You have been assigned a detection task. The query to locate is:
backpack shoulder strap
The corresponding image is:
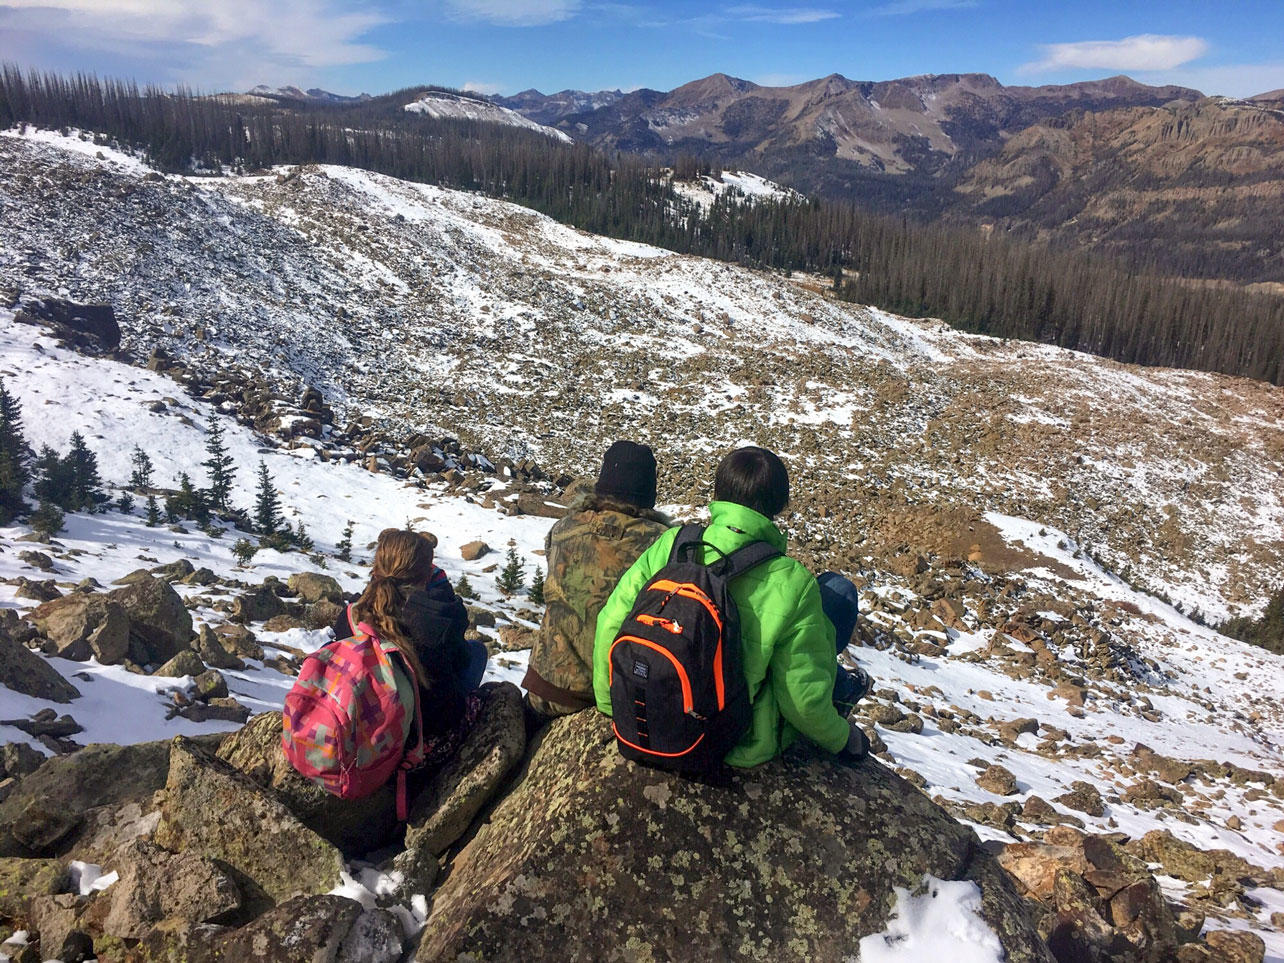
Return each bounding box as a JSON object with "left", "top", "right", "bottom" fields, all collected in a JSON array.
[
  {"left": 719, "top": 541, "right": 783, "bottom": 580},
  {"left": 667, "top": 524, "right": 706, "bottom": 564}
]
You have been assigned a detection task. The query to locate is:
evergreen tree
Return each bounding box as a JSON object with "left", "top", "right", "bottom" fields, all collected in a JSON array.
[
  {"left": 231, "top": 537, "right": 258, "bottom": 567},
  {"left": 115, "top": 491, "right": 135, "bottom": 514},
  {"left": 66, "top": 432, "right": 106, "bottom": 511},
  {"left": 495, "top": 546, "right": 526, "bottom": 595},
  {"left": 30, "top": 500, "right": 64, "bottom": 536},
  {"left": 528, "top": 566, "right": 546, "bottom": 605},
  {"left": 293, "top": 520, "right": 314, "bottom": 553},
  {"left": 336, "top": 520, "right": 354, "bottom": 562},
  {"left": 145, "top": 493, "right": 161, "bottom": 527},
  {"left": 253, "top": 461, "right": 282, "bottom": 535},
  {"left": 173, "top": 472, "right": 209, "bottom": 524},
  {"left": 454, "top": 573, "right": 478, "bottom": 600},
  {"left": 201, "top": 419, "right": 234, "bottom": 512},
  {"left": 32, "top": 445, "right": 73, "bottom": 509},
  {"left": 128, "top": 445, "right": 154, "bottom": 492},
  {"left": 0, "top": 379, "right": 29, "bottom": 523}
]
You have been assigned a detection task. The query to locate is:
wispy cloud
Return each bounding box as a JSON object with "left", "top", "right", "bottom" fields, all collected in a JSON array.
[
  {"left": 0, "top": 0, "right": 389, "bottom": 70},
  {"left": 443, "top": 0, "right": 582, "bottom": 26},
  {"left": 725, "top": 5, "right": 840, "bottom": 24},
  {"left": 866, "top": 0, "right": 976, "bottom": 16},
  {"left": 462, "top": 79, "right": 506, "bottom": 94},
  {"left": 1021, "top": 34, "right": 1209, "bottom": 74}
]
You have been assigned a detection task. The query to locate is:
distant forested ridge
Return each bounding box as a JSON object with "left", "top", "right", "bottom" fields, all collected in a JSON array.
[{"left": 1, "top": 67, "right": 1280, "bottom": 386}]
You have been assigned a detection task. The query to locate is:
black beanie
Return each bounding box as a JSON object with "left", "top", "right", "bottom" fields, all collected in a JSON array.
[{"left": 596, "top": 440, "right": 657, "bottom": 509}]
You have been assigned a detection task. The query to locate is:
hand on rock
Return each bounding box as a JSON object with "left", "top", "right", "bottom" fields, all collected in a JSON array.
[{"left": 841, "top": 721, "right": 869, "bottom": 763}]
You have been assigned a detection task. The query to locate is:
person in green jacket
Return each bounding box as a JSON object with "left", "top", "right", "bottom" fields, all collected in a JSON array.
[{"left": 593, "top": 446, "right": 869, "bottom": 768}]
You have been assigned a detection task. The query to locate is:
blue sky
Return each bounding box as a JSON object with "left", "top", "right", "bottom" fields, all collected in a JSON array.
[{"left": 2, "top": 1, "right": 1283, "bottom": 98}]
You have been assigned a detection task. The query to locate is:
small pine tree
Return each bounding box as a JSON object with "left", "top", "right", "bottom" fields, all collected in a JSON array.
[
  {"left": 293, "top": 520, "right": 314, "bottom": 553},
  {"left": 495, "top": 546, "right": 526, "bottom": 595},
  {"left": 0, "top": 378, "right": 30, "bottom": 523},
  {"left": 30, "top": 499, "right": 64, "bottom": 536},
  {"left": 455, "top": 573, "right": 478, "bottom": 600},
  {"left": 128, "top": 445, "right": 154, "bottom": 492},
  {"left": 231, "top": 537, "right": 258, "bottom": 567},
  {"left": 116, "top": 491, "right": 135, "bottom": 514},
  {"left": 145, "top": 493, "right": 161, "bottom": 527},
  {"left": 528, "top": 566, "right": 546, "bottom": 605},
  {"left": 253, "top": 461, "right": 282, "bottom": 535},
  {"left": 66, "top": 431, "right": 106, "bottom": 511},
  {"left": 336, "top": 520, "right": 354, "bottom": 562},
  {"left": 201, "top": 419, "right": 235, "bottom": 512},
  {"left": 173, "top": 472, "right": 210, "bottom": 524},
  {"left": 33, "top": 445, "right": 73, "bottom": 509}
]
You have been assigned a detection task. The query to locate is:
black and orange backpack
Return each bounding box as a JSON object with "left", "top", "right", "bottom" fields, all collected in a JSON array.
[{"left": 608, "top": 524, "right": 780, "bottom": 773}]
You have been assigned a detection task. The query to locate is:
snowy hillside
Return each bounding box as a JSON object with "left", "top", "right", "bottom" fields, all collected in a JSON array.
[
  {"left": 403, "top": 91, "right": 572, "bottom": 142},
  {"left": 3, "top": 127, "right": 1282, "bottom": 626},
  {"left": 669, "top": 169, "right": 802, "bottom": 209}
]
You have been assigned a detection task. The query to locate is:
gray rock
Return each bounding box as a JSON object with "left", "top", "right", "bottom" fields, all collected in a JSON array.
[
  {"left": 0, "top": 739, "right": 176, "bottom": 858},
  {"left": 192, "top": 668, "right": 228, "bottom": 701},
  {"left": 0, "top": 856, "right": 68, "bottom": 918},
  {"left": 81, "top": 838, "right": 241, "bottom": 939},
  {"left": 150, "top": 558, "right": 196, "bottom": 582},
  {"left": 403, "top": 682, "right": 526, "bottom": 859},
  {"left": 26, "top": 594, "right": 130, "bottom": 664},
  {"left": 232, "top": 585, "right": 287, "bottom": 624},
  {"left": 337, "top": 908, "right": 405, "bottom": 963},
  {"left": 289, "top": 571, "right": 345, "bottom": 604},
  {"left": 0, "top": 741, "right": 46, "bottom": 778},
  {"left": 417, "top": 711, "right": 1053, "bottom": 962},
  {"left": 217, "top": 712, "right": 399, "bottom": 857},
  {"left": 108, "top": 575, "right": 193, "bottom": 663},
  {"left": 195, "top": 623, "right": 245, "bottom": 670},
  {"left": 154, "top": 649, "right": 206, "bottom": 678},
  {"left": 213, "top": 895, "right": 363, "bottom": 961},
  {"left": 0, "top": 633, "right": 81, "bottom": 702},
  {"left": 215, "top": 622, "right": 264, "bottom": 660},
  {"left": 154, "top": 736, "right": 344, "bottom": 910}
]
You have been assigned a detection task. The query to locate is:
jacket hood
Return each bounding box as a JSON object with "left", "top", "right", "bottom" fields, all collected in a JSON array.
[
  {"left": 566, "top": 490, "right": 671, "bottom": 526},
  {"left": 707, "top": 500, "right": 788, "bottom": 552}
]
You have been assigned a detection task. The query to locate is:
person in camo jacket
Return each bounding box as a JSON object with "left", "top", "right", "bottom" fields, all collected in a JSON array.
[{"left": 522, "top": 441, "right": 669, "bottom": 723}]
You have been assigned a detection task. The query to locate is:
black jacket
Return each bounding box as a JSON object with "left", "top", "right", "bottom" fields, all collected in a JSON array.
[{"left": 332, "top": 572, "right": 471, "bottom": 739}]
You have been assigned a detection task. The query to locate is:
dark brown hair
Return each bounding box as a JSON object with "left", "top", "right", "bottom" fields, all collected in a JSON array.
[
  {"left": 351, "top": 529, "right": 433, "bottom": 684},
  {"left": 713, "top": 446, "right": 790, "bottom": 519}
]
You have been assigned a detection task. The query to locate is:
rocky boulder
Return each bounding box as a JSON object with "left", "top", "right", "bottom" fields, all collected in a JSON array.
[
  {"left": 231, "top": 585, "right": 287, "bottom": 624},
  {"left": 417, "top": 711, "right": 1052, "bottom": 962},
  {"left": 288, "top": 572, "right": 345, "bottom": 604},
  {"left": 0, "top": 632, "right": 81, "bottom": 702},
  {"left": 399, "top": 682, "right": 526, "bottom": 881},
  {"left": 217, "top": 712, "right": 399, "bottom": 856},
  {"left": 154, "top": 736, "right": 345, "bottom": 910},
  {"left": 0, "top": 856, "right": 68, "bottom": 918},
  {"left": 79, "top": 838, "right": 242, "bottom": 939},
  {"left": 0, "top": 739, "right": 178, "bottom": 858},
  {"left": 14, "top": 297, "right": 121, "bottom": 351},
  {"left": 135, "top": 895, "right": 402, "bottom": 963},
  {"left": 108, "top": 576, "right": 192, "bottom": 664},
  {"left": 27, "top": 594, "right": 130, "bottom": 664}
]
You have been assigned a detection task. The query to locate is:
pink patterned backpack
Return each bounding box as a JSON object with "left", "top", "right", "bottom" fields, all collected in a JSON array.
[{"left": 282, "top": 605, "right": 425, "bottom": 819}]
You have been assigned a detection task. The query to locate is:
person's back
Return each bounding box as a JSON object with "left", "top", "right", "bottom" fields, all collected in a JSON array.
[
  {"left": 592, "top": 447, "right": 866, "bottom": 767},
  {"left": 524, "top": 442, "right": 668, "bottom": 718}
]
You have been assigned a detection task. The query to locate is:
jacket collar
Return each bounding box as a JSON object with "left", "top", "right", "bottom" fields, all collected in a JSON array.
[{"left": 708, "top": 500, "right": 788, "bottom": 552}]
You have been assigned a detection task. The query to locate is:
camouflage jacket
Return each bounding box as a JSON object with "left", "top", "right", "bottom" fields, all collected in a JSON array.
[{"left": 524, "top": 493, "right": 669, "bottom": 716}]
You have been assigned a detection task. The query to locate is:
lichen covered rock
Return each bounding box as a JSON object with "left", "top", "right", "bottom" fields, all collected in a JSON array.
[{"left": 418, "top": 711, "right": 1051, "bottom": 962}]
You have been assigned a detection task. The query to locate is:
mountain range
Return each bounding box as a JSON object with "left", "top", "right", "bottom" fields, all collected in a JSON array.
[{"left": 494, "top": 72, "right": 1284, "bottom": 282}]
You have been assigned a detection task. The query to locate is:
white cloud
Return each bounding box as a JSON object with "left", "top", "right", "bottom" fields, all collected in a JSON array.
[
  {"left": 443, "top": 0, "right": 582, "bottom": 25},
  {"left": 0, "top": 0, "right": 388, "bottom": 78},
  {"left": 1022, "top": 34, "right": 1209, "bottom": 75},
  {"left": 725, "top": 5, "right": 840, "bottom": 24},
  {"left": 462, "top": 80, "right": 505, "bottom": 95},
  {"left": 867, "top": 0, "right": 975, "bottom": 15}
]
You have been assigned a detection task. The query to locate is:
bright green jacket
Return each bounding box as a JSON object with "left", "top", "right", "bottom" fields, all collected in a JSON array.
[{"left": 593, "top": 500, "right": 849, "bottom": 768}]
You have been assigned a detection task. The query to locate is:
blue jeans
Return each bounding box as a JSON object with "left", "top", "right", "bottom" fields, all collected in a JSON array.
[{"left": 462, "top": 639, "right": 489, "bottom": 691}]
